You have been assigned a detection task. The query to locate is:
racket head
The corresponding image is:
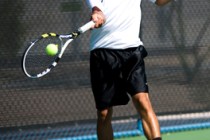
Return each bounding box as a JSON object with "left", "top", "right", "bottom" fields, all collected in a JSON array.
[{"left": 22, "top": 33, "right": 63, "bottom": 78}]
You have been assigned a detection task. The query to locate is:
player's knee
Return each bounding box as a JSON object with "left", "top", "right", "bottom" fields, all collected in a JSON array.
[
  {"left": 97, "top": 108, "right": 112, "bottom": 122},
  {"left": 133, "top": 93, "right": 153, "bottom": 112}
]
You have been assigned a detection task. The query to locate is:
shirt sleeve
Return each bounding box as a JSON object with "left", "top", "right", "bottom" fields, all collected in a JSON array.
[{"left": 86, "top": 0, "right": 104, "bottom": 11}]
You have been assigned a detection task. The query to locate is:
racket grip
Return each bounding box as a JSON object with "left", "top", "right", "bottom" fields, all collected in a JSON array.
[{"left": 78, "top": 21, "right": 95, "bottom": 33}]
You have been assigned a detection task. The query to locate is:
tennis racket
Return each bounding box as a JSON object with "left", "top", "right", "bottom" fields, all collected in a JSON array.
[{"left": 22, "top": 21, "right": 94, "bottom": 78}]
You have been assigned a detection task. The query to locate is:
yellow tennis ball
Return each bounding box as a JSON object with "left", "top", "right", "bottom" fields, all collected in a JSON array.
[{"left": 45, "top": 44, "right": 58, "bottom": 56}]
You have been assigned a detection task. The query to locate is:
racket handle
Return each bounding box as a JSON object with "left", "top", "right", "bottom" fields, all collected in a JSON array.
[{"left": 78, "top": 21, "right": 95, "bottom": 33}]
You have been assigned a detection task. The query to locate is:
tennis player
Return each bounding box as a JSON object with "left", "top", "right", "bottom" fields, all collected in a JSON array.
[{"left": 86, "top": 0, "right": 174, "bottom": 140}]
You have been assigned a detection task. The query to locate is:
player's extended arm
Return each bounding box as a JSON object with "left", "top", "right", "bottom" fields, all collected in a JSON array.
[{"left": 155, "top": 0, "right": 175, "bottom": 6}]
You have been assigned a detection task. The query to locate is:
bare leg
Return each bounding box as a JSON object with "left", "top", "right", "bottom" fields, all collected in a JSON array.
[
  {"left": 97, "top": 108, "right": 114, "bottom": 140},
  {"left": 132, "top": 92, "right": 161, "bottom": 140}
]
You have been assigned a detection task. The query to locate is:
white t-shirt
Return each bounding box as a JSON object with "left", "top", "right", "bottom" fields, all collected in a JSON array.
[{"left": 86, "top": 0, "right": 156, "bottom": 51}]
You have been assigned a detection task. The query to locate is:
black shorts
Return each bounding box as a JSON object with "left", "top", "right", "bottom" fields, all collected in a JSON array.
[{"left": 90, "top": 45, "right": 149, "bottom": 110}]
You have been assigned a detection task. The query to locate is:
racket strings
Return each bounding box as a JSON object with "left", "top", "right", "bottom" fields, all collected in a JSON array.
[{"left": 24, "top": 36, "right": 61, "bottom": 76}]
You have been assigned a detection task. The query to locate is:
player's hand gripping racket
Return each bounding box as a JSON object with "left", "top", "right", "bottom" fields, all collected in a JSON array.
[{"left": 22, "top": 21, "right": 94, "bottom": 78}]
